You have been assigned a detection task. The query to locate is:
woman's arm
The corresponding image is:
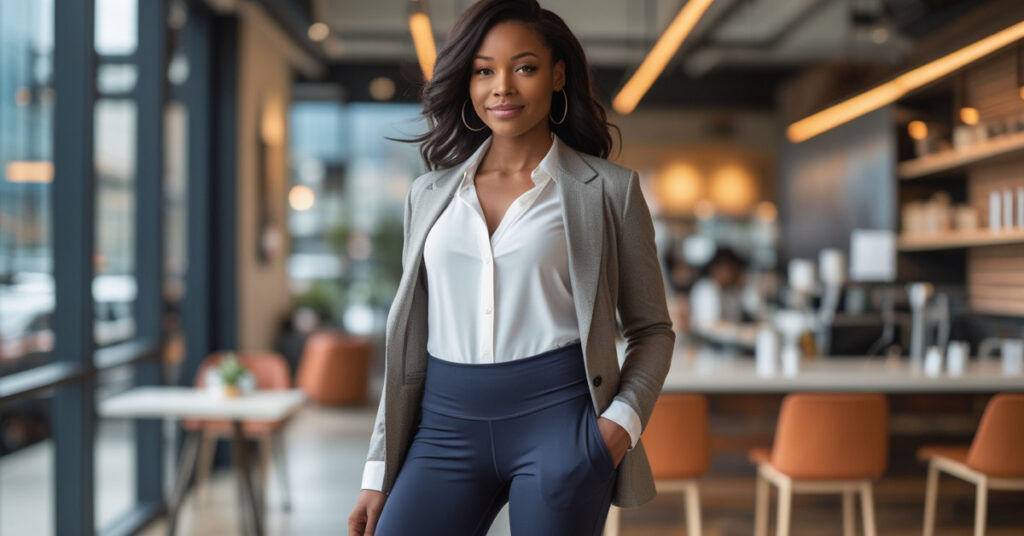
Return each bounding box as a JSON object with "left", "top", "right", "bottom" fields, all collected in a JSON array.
[
  {"left": 361, "top": 183, "right": 416, "bottom": 492},
  {"left": 609, "top": 170, "right": 676, "bottom": 441}
]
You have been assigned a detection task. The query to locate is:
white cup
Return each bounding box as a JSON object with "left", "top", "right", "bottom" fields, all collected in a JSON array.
[
  {"left": 924, "top": 346, "right": 943, "bottom": 377},
  {"left": 946, "top": 341, "right": 968, "bottom": 377},
  {"left": 755, "top": 326, "right": 778, "bottom": 377},
  {"left": 1002, "top": 339, "right": 1024, "bottom": 375}
]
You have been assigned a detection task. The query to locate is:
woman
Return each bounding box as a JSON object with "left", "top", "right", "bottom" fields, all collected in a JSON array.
[{"left": 349, "top": 1, "right": 675, "bottom": 534}]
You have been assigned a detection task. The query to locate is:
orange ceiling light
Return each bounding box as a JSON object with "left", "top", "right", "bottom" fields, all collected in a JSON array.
[
  {"left": 612, "top": 0, "right": 715, "bottom": 115},
  {"left": 787, "top": 20, "right": 1024, "bottom": 143},
  {"left": 409, "top": 12, "right": 436, "bottom": 81}
]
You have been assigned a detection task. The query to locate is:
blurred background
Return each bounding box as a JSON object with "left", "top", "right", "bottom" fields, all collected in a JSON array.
[{"left": 2, "top": 0, "right": 1024, "bottom": 535}]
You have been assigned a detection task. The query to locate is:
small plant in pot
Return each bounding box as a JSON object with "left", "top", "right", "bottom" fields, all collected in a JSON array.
[{"left": 207, "top": 353, "right": 255, "bottom": 398}]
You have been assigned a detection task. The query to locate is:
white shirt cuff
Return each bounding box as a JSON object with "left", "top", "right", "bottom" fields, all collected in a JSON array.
[
  {"left": 599, "top": 399, "right": 642, "bottom": 450},
  {"left": 361, "top": 460, "right": 385, "bottom": 492}
]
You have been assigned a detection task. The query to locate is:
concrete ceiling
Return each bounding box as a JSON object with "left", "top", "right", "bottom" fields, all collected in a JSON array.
[
  {"left": 315, "top": 0, "right": 977, "bottom": 69},
  {"left": 303, "top": 0, "right": 979, "bottom": 108}
]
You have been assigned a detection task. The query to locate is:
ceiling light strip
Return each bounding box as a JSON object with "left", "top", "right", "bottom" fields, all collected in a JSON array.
[
  {"left": 612, "top": 0, "right": 716, "bottom": 115},
  {"left": 787, "top": 20, "right": 1024, "bottom": 143}
]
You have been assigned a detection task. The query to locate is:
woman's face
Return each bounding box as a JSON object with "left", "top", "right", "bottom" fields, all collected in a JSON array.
[{"left": 468, "top": 20, "right": 565, "bottom": 137}]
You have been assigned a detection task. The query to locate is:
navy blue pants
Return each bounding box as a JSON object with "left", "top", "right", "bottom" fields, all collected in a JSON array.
[{"left": 375, "top": 342, "right": 617, "bottom": 536}]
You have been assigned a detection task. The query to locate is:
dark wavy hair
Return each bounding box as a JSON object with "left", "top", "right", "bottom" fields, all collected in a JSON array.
[{"left": 387, "top": 0, "right": 621, "bottom": 171}]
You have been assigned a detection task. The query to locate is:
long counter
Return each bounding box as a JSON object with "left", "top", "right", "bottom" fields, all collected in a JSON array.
[
  {"left": 614, "top": 340, "right": 1024, "bottom": 393},
  {"left": 662, "top": 353, "right": 1024, "bottom": 393}
]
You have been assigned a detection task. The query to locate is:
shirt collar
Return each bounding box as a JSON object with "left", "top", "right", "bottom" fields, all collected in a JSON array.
[{"left": 460, "top": 131, "right": 559, "bottom": 190}]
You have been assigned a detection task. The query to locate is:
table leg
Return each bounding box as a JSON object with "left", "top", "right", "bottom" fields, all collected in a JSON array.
[
  {"left": 168, "top": 430, "right": 201, "bottom": 536},
  {"left": 232, "top": 421, "right": 263, "bottom": 536}
]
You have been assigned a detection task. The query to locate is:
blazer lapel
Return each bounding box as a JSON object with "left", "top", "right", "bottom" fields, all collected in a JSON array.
[
  {"left": 390, "top": 134, "right": 603, "bottom": 370},
  {"left": 552, "top": 137, "right": 603, "bottom": 358}
]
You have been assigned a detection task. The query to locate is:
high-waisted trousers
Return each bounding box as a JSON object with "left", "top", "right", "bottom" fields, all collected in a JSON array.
[{"left": 374, "top": 341, "right": 618, "bottom": 536}]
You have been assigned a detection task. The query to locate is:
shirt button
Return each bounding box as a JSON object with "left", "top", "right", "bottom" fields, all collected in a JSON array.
[
  {"left": 592, "top": 375, "right": 602, "bottom": 387},
  {"left": 484, "top": 257, "right": 491, "bottom": 264},
  {"left": 484, "top": 306, "right": 492, "bottom": 314}
]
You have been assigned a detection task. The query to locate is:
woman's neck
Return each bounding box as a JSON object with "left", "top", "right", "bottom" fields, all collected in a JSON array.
[{"left": 480, "top": 123, "right": 553, "bottom": 174}]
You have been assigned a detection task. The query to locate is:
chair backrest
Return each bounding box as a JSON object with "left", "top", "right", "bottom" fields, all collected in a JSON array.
[
  {"left": 966, "top": 393, "right": 1024, "bottom": 477},
  {"left": 641, "top": 394, "right": 710, "bottom": 479},
  {"left": 772, "top": 393, "right": 889, "bottom": 480},
  {"left": 194, "top": 351, "right": 291, "bottom": 390}
]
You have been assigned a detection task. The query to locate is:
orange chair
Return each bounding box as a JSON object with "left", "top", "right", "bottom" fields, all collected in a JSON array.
[
  {"left": 918, "top": 393, "right": 1024, "bottom": 536},
  {"left": 183, "top": 351, "right": 294, "bottom": 511},
  {"left": 604, "top": 394, "right": 710, "bottom": 536},
  {"left": 296, "top": 331, "right": 372, "bottom": 405},
  {"left": 748, "top": 393, "right": 889, "bottom": 536}
]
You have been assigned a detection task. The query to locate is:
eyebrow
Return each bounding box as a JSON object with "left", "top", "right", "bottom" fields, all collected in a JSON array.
[{"left": 474, "top": 51, "right": 539, "bottom": 61}]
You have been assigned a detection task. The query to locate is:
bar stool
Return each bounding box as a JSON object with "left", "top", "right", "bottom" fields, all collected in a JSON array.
[
  {"left": 604, "top": 394, "right": 710, "bottom": 536},
  {"left": 918, "top": 393, "right": 1024, "bottom": 536},
  {"left": 748, "top": 393, "right": 889, "bottom": 536}
]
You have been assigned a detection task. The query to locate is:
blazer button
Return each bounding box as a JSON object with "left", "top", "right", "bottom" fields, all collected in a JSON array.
[{"left": 593, "top": 375, "right": 602, "bottom": 387}]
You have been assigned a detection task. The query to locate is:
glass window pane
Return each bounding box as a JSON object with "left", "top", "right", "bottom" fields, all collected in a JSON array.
[
  {"left": 286, "top": 102, "right": 423, "bottom": 336},
  {"left": 0, "top": 392, "right": 55, "bottom": 536},
  {"left": 94, "top": 99, "right": 137, "bottom": 350},
  {"left": 94, "top": 0, "right": 137, "bottom": 56},
  {"left": 164, "top": 101, "right": 187, "bottom": 380},
  {"left": 94, "top": 366, "right": 138, "bottom": 530},
  {"left": 0, "top": 0, "right": 56, "bottom": 375}
]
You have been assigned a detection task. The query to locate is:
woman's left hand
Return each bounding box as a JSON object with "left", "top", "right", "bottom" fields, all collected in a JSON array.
[{"left": 596, "top": 417, "right": 630, "bottom": 468}]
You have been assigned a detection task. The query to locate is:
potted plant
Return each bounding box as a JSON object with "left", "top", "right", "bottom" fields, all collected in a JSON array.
[{"left": 206, "top": 353, "right": 255, "bottom": 398}]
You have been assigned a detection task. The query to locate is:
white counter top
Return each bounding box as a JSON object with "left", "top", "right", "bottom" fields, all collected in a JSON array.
[
  {"left": 661, "top": 353, "right": 1024, "bottom": 393},
  {"left": 614, "top": 339, "right": 1024, "bottom": 393}
]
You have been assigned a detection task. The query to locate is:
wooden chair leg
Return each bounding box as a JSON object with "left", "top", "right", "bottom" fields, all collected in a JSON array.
[
  {"left": 168, "top": 430, "right": 201, "bottom": 536},
  {"left": 974, "top": 477, "right": 988, "bottom": 536},
  {"left": 755, "top": 471, "right": 770, "bottom": 536},
  {"left": 685, "top": 481, "right": 702, "bottom": 536},
  {"left": 923, "top": 461, "right": 940, "bottom": 536},
  {"left": 860, "top": 482, "right": 877, "bottom": 536},
  {"left": 602, "top": 504, "right": 620, "bottom": 536},
  {"left": 843, "top": 490, "right": 856, "bottom": 536},
  {"left": 193, "top": 431, "right": 216, "bottom": 507},
  {"left": 258, "top": 435, "right": 272, "bottom": 514},
  {"left": 776, "top": 479, "right": 792, "bottom": 536}
]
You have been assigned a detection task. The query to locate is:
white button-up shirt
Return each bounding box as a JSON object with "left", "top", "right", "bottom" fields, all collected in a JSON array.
[{"left": 361, "top": 132, "right": 641, "bottom": 492}]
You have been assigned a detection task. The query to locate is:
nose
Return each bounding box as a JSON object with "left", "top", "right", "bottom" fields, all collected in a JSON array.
[{"left": 492, "top": 69, "right": 514, "bottom": 97}]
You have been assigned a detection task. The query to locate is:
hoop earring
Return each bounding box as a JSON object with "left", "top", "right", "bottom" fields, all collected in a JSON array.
[
  {"left": 549, "top": 88, "right": 568, "bottom": 125},
  {"left": 462, "top": 99, "right": 487, "bottom": 132}
]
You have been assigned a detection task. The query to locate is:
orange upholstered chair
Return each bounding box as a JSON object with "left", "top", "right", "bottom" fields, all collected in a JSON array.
[
  {"left": 918, "top": 393, "right": 1024, "bottom": 536},
  {"left": 183, "top": 351, "right": 294, "bottom": 511},
  {"left": 604, "top": 394, "right": 710, "bottom": 536},
  {"left": 296, "top": 331, "right": 372, "bottom": 405},
  {"left": 748, "top": 393, "right": 889, "bottom": 536}
]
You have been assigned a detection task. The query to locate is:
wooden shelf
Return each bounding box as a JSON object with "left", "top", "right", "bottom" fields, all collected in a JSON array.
[
  {"left": 898, "top": 229, "right": 1024, "bottom": 251},
  {"left": 898, "top": 130, "right": 1024, "bottom": 180}
]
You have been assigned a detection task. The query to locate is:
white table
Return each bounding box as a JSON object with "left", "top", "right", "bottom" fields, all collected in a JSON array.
[
  {"left": 660, "top": 352, "right": 1024, "bottom": 393},
  {"left": 99, "top": 387, "right": 307, "bottom": 535}
]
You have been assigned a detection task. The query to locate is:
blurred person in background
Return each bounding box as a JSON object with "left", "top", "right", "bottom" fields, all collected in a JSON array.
[{"left": 689, "top": 247, "right": 747, "bottom": 334}]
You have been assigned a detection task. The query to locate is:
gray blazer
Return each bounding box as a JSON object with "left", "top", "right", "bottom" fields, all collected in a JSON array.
[{"left": 366, "top": 134, "right": 676, "bottom": 508}]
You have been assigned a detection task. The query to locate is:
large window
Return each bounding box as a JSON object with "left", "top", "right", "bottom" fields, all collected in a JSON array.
[
  {"left": 287, "top": 101, "right": 425, "bottom": 335},
  {"left": 2, "top": 0, "right": 177, "bottom": 533}
]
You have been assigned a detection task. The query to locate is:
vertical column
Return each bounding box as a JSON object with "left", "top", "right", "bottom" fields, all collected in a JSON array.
[
  {"left": 134, "top": 0, "right": 168, "bottom": 506},
  {"left": 52, "top": 0, "right": 96, "bottom": 533}
]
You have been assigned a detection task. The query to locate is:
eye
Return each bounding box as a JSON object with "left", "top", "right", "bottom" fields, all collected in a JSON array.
[
  {"left": 474, "top": 68, "right": 492, "bottom": 75},
  {"left": 517, "top": 64, "right": 537, "bottom": 73}
]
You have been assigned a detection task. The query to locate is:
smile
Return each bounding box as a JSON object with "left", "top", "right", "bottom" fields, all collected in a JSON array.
[{"left": 488, "top": 105, "right": 524, "bottom": 118}]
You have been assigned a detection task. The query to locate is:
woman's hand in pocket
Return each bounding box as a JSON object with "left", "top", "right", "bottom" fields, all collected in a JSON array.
[
  {"left": 596, "top": 417, "right": 630, "bottom": 468},
  {"left": 349, "top": 489, "right": 387, "bottom": 535}
]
